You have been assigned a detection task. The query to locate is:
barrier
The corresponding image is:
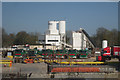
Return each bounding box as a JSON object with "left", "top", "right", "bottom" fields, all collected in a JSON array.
[
  {"left": 57, "top": 62, "right": 104, "bottom": 65},
  {"left": 45, "top": 60, "right": 104, "bottom": 65},
  {"left": 0, "top": 60, "right": 13, "bottom": 67},
  {"left": 0, "top": 60, "right": 12, "bottom": 62},
  {"left": 38, "top": 59, "right": 104, "bottom": 65},
  {"left": 0, "top": 61, "right": 12, "bottom": 67}
]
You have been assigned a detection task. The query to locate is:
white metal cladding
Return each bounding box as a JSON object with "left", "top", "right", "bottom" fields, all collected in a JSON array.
[
  {"left": 83, "top": 34, "right": 87, "bottom": 49},
  {"left": 102, "top": 40, "right": 108, "bottom": 48},
  {"left": 72, "top": 32, "right": 83, "bottom": 50},
  {"left": 59, "top": 21, "right": 66, "bottom": 34},
  {"left": 47, "top": 21, "right": 59, "bottom": 35},
  {"left": 69, "top": 31, "right": 89, "bottom": 50},
  {"left": 45, "top": 34, "right": 60, "bottom": 46},
  {"left": 48, "top": 21, "right": 59, "bottom": 30},
  {"left": 46, "top": 30, "right": 59, "bottom": 35}
]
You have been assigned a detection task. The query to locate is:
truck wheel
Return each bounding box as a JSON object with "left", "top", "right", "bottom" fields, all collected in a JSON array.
[
  {"left": 102, "top": 57, "right": 106, "bottom": 62},
  {"left": 15, "top": 59, "right": 16, "bottom": 63},
  {"left": 77, "top": 55, "right": 80, "bottom": 59},
  {"left": 109, "top": 57, "right": 111, "bottom": 60},
  {"left": 64, "top": 55, "right": 67, "bottom": 59}
]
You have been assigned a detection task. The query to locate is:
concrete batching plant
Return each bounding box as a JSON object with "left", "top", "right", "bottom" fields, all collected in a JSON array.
[
  {"left": 69, "top": 28, "right": 95, "bottom": 50},
  {"left": 45, "top": 21, "right": 66, "bottom": 49},
  {"left": 38, "top": 20, "right": 95, "bottom": 50}
]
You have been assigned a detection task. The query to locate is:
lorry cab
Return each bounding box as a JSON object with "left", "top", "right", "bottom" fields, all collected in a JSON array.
[
  {"left": 100, "top": 46, "right": 120, "bottom": 61},
  {"left": 101, "top": 47, "right": 111, "bottom": 56}
]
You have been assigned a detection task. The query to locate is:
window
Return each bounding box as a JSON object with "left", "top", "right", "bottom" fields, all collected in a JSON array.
[{"left": 48, "top": 40, "right": 58, "bottom": 42}]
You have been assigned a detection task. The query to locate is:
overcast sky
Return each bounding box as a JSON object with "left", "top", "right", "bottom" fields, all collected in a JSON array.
[{"left": 2, "top": 2, "right": 118, "bottom": 36}]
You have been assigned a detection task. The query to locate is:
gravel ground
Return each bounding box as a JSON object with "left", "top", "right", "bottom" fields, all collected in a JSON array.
[
  {"left": 2, "top": 63, "right": 48, "bottom": 78},
  {"left": 1, "top": 57, "right": 120, "bottom": 79}
]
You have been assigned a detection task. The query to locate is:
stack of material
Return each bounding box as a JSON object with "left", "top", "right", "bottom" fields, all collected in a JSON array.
[{"left": 51, "top": 67, "right": 100, "bottom": 72}]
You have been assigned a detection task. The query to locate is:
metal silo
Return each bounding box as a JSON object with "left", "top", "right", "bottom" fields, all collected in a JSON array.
[
  {"left": 102, "top": 40, "right": 108, "bottom": 48},
  {"left": 48, "top": 21, "right": 58, "bottom": 30},
  {"left": 59, "top": 21, "right": 66, "bottom": 34}
]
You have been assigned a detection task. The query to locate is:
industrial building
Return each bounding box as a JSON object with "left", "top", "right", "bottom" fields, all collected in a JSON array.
[
  {"left": 69, "top": 28, "right": 95, "bottom": 50},
  {"left": 38, "top": 20, "right": 95, "bottom": 50},
  {"left": 45, "top": 21, "right": 66, "bottom": 48}
]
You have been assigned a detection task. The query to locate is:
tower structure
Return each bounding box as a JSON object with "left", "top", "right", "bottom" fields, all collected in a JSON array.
[{"left": 45, "top": 20, "right": 66, "bottom": 49}]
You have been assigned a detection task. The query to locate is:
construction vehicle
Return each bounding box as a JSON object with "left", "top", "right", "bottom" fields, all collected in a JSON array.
[
  {"left": 98, "top": 46, "right": 120, "bottom": 61},
  {"left": 40, "top": 49, "right": 91, "bottom": 59},
  {"left": 6, "top": 51, "right": 13, "bottom": 59},
  {"left": 78, "top": 50, "right": 91, "bottom": 58},
  {"left": 67, "top": 50, "right": 78, "bottom": 58},
  {"left": 26, "top": 50, "right": 36, "bottom": 58},
  {"left": 41, "top": 49, "right": 53, "bottom": 58},
  {"left": 55, "top": 49, "right": 67, "bottom": 59},
  {"left": 13, "top": 49, "right": 26, "bottom": 63},
  {"left": 23, "top": 57, "right": 34, "bottom": 63}
]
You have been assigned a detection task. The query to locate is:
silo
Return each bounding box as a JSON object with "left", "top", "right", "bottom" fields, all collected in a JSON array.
[
  {"left": 102, "top": 40, "right": 108, "bottom": 48},
  {"left": 59, "top": 21, "right": 66, "bottom": 34},
  {"left": 59, "top": 21, "right": 66, "bottom": 48},
  {"left": 48, "top": 21, "right": 58, "bottom": 30}
]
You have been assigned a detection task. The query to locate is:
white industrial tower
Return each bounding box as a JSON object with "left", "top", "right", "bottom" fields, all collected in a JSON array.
[
  {"left": 69, "top": 28, "right": 95, "bottom": 50},
  {"left": 59, "top": 21, "right": 66, "bottom": 48},
  {"left": 45, "top": 20, "right": 66, "bottom": 49}
]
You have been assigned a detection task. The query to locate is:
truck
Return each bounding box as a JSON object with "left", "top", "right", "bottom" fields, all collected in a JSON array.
[
  {"left": 67, "top": 50, "right": 78, "bottom": 58},
  {"left": 40, "top": 49, "right": 91, "bottom": 59},
  {"left": 55, "top": 49, "right": 67, "bottom": 59},
  {"left": 78, "top": 50, "right": 91, "bottom": 58},
  {"left": 99, "top": 46, "right": 120, "bottom": 61},
  {"left": 41, "top": 49, "right": 53, "bottom": 58},
  {"left": 13, "top": 49, "right": 27, "bottom": 63}
]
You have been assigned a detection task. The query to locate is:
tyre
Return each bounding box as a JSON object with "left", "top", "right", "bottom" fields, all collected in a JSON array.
[
  {"left": 102, "top": 56, "right": 106, "bottom": 62},
  {"left": 14, "top": 59, "right": 16, "bottom": 63},
  {"left": 76, "top": 55, "right": 80, "bottom": 59},
  {"left": 64, "top": 55, "right": 68, "bottom": 59},
  {"left": 108, "top": 57, "right": 111, "bottom": 60}
]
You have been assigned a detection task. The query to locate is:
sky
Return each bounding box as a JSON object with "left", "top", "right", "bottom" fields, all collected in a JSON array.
[{"left": 2, "top": 2, "right": 118, "bottom": 36}]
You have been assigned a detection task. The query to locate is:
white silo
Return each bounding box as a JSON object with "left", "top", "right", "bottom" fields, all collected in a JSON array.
[
  {"left": 102, "top": 40, "right": 108, "bottom": 48},
  {"left": 48, "top": 21, "right": 59, "bottom": 30},
  {"left": 59, "top": 21, "right": 66, "bottom": 34},
  {"left": 58, "top": 21, "right": 66, "bottom": 48},
  {"left": 47, "top": 21, "right": 59, "bottom": 35},
  {"left": 59, "top": 21, "right": 66, "bottom": 44}
]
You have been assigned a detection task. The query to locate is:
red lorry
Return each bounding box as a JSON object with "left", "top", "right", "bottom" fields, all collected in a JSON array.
[{"left": 99, "top": 46, "right": 120, "bottom": 61}]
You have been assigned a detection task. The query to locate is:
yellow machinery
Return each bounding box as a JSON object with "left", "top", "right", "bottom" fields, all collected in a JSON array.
[
  {"left": 0, "top": 60, "right": 12, "bottom": 67},
  {"left": 7, "top": 56, "right": 13, "bottom": 59}
]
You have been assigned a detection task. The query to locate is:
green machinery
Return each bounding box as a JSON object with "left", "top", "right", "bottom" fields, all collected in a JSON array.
[
  {"left": 13, "top": 49, "right": 27, "bottom": 63},
  {"left": 55, "top": 49, "right": 67, "bottom": 59},
  {"left": 13, "top": 48, "right": 41, "bottom": 63},
  {"left": 40, "top": 49, "right": 91, "bottom": 59},
  {"left": 41, "top": 49, "right": 53, "bottom": 58},
  {"left": 67, "top": 50, "right": 78, "bottom": 58},
  {"left": 78, "top": 50, "right": 91, "bottom": 58}
]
